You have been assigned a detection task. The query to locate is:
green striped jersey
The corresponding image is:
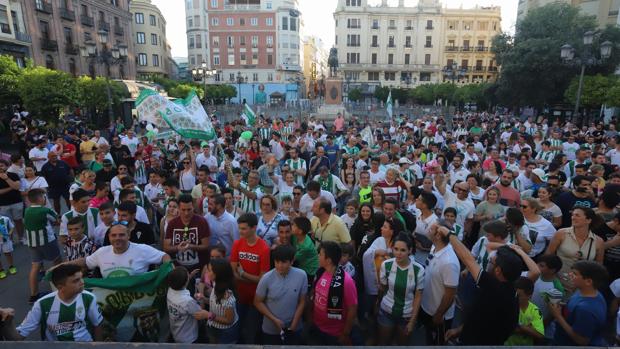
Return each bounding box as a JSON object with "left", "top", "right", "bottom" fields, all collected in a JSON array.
[
  {"left": 342, "top": 145, "right": 359, "bottom": 156},
  {"left": 16, "top": 290, "right": 102, "bottom": 341},
  {"left": 60, "top": 208, "right": 100, "bottom": 239},
  {"left": 285, "top": 158, "right": 307, "bottom": 186},
  {"left": 238, "top": 182, "right": 263, "bottom": 214},
  {"left": 379, "top": 258, "right": 425, "bottom": 318},
  {"left": 258, "top": 127, "right": 271, "bottom": 141},
  {"left": 535, "top": 150, "right": 554, "bottom": 164},
  {"left": 472, "top": 236, "right": 492, "bottom": 270},
  {"left": 281, "top": 125, "right": 295, "bottom": 137},
  {"left": 23, "top": 206, "right": 58, "bottom": 247}
]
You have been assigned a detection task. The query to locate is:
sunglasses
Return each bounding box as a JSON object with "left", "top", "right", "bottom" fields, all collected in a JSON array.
[{"left": 111, "top": 220, "right": 128, "bottom": 227}]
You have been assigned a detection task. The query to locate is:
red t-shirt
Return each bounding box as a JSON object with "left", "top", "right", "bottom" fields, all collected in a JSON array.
[
  {"left": 230, "top": 237, "right": 270, "bottom": 304},
  {"left": 60, "top": 143, "right": 79, "bottom": 168},
  {"left": 165, "top": 215, "right": 211, "bottom": 268}
]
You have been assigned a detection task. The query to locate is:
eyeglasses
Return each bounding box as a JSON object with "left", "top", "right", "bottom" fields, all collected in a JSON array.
[{"left": 110, "top": 220, "right": 128, "bottom": 227}]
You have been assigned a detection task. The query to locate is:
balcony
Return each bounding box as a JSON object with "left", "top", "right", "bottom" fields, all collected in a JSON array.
[
  {"left": 15, "top": 32, "right": 31, "bottom": 43},
  {"left": 0, "top": 23, "right": 10, "bottom": 34},
  {"left": 425, "top": 45, "right": 433, "bottom": 48},
  {"left": 371, "top": 25, "right": 379, "bottom": 29},
  {"left": 488, "top": 66, "right": 498, "bottom": 72},
  {"left": 476, "top": 46, "right": 489, "bottom": 52},
  {"left": 387, "top": 44, "right": 395, "bottom": 48},
  {"left": 445, "top": 46, "right": 458, "bottom": 52},
  {"left": 371, "top": 43, "right": 379, "bottom": 47},
  {"left": 114, "top": 25, "right": 124, "bottom": 36},
  {"left": 81, "top": 15, "right": 94, "bottom": 27},
  {"left": 461, "top": 46, "right": 473, "bottom": 52},
  {"left": 405, "top": 26, "right": 413, "bottom": 30},
  {"left": 347, "top": 25, "right": 361, "bottom": 29},
  {"left": 473, "top": 66, "right": 485, "bottom": 72},
  {"left": 426, "top": 26, "right": 434, "bottom": 30},
  {"left": 388, "top": 26, "right": 397, "bottom": 30},
  {"left": 404, "top": 44, "right": 412, "bottom": 48},
  {"left": 59, "top": 7, "right": 75, "bottom": 21},
  {"left": 98, "top": 20, "right": 110, "bottom": 31},
  {"left": 35, "top": 1, "right": 52, "bottom": 14},
  {"left": 40, "top": 37, "right": 58, "bottom": 51},
  {"left": 65, "top": 43, "right": 79, "bottom": 55}
]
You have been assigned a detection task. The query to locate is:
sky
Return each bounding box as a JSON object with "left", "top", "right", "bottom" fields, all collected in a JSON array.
[{"left": 152, "top": 0, "right": 519, "bottom": 59}]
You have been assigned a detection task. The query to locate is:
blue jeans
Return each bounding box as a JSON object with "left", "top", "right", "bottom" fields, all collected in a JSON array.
[
  {"left": 207, "top": 322, "right": 239, "bottom": 344},
  {"left": 236, "top": 303, "right": 261, "bottom": 344}
]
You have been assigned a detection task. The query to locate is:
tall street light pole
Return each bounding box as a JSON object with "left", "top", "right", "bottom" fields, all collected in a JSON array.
[
  {"left": 236, "top": 71, "right": 248, "bottom": 104},
  {"left": 81, "top": 30, "right": 128, "bottom": 125},
  {"left": 192, "top": 61, "right": 216, "bottom": 107},
  {"left": 561, "top": 31, "right": 612, "bottom": 122}
]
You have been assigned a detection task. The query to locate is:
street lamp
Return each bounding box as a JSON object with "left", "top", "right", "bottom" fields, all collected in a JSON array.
[
  {"left": 81, "top": 29, "right": 128, "bottom": 125},
  {"left": 191, "top": 61, "right": 217, "bottom": 107},
  {"left": 561, "top": 31, "right": 613, "bottom": 121},
  {"left": 236, "top": 71, "right": 248, "bottom": 104},
  {"left": 442, "top": 62, "right": 467, "bottom": 84}
]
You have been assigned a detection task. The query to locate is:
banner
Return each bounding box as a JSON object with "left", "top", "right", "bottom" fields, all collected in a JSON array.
[
  {"left": 135, "top": 89, "right": 216, "bottom": 141},
  {"left": 386, "top": 90, "right": 393, "bottom": 119},
  {"left": 85, "top": 262, "right": 173, "bottom": 342},
  {"left": 241, "top": 103, "right": 256, "bottom": 126}
]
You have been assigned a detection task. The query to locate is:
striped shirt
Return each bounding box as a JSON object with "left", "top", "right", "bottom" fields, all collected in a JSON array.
[
  {"left": 379, "top": 258, "right": 425, "bottom": 318},
  {"left": 238, "top": 182, "right": 263, "bottom": 214},
  {"left": 23, "top": 205, "right": 58, "bottom": 247},
  {"left": 342, "top": 145, "right": 360, "bottom": 156},
  {"left": 64, "top": 236, "right": 97, "bottom": 261},
  {"left": 258, "top": 127, "right": 272, "bottom": 141},
  {"left": 207, "top": 289, "right": 238, "bottom": 330},
  {"left": 535, "top": 150, "right": 555, "bottom": 164},
  {"left": 17, "top": 290, "right": 102, "bottom": 341},
  {"left": 134, "top": 159, "right": 147, "bottom": 185},
  {"left": 285, "top": 158, "right": 306, "bottom": 186},
  {"left": 60, "top": 208, "right": 100, "bottom": 240}
]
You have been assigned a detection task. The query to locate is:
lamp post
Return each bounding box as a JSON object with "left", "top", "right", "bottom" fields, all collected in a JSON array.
[
  {"left": 81, "top": 30, "right": 128, "bottom": 125},
  {"left": 561, "top": 31, "right": 613, "bottom": 121},
  {"left": 442, "top": 62, "right": 467, "bottom": 84},
  {"left": 191, "top": 61, "right": 217, "bottom": 107},
  {"left": 236, "top": 71, "right": 248, "bottom": 104}
]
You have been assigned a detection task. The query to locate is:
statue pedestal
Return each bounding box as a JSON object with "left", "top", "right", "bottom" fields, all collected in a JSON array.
[{"left": 325, "top": 77, "right": 343, "bottom": 105}]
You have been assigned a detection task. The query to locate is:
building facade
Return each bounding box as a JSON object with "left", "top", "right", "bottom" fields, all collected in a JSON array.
[
  {"left": 130, "top": 0, "right": 170, "bottom": 80},
  {"left": 185, "top": 0, "right": 304, "bottom": 104},
  {"left": 302, "top": 35, "right": 327, "bottom": 99},
  {"left": 334, "top": 0, "right": 501, "bottom": 93},
  {"left": 517, "top": 0, "right": 620, "bottom": 28},
  {"left": 0, "top": 0, "right": 31, "bottom": 67},
  {"left": 20, "top": 0, "right": 135, "bottom": 79}
]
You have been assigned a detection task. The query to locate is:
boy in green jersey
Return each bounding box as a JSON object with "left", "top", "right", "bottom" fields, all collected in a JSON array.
[{"left": 505, "top": 277, "right": 545, "bottom": 345}]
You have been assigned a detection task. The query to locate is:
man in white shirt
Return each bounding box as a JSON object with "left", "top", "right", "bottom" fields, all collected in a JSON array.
[
  {"left": 368, "top": 157, "right": 386, "bottom": 185},
  {"left": 194, "top": 143, "right": 218, "bottom": 180},
  {"left": 437, "top": 178, "right": 474, "bottom": 233},
  {"left": 28, "top": 139, "right": 49, "bottom": 172},
  {"left": 269, "top": 132, "right": 286, "bottom": 161},
  {"left": 90, "top": 130, "right": 109, "bottom": 147},
  {"left": 299, "top": 181, "right": 336, "bottom": 219},
  {"left": 448, "top": 154, "right": 470, "bottom": 186}
]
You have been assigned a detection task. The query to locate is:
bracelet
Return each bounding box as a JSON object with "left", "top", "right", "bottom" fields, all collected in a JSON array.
[{"left": 208, "top": 312, "right": 216, "bottom": 321}]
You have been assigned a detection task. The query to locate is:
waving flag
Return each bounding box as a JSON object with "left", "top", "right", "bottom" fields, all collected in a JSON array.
[
  {"left": 241, "top": 103, "right": 256, "bottom": 126},
  {"left": 386, "top": 90, "right": 393, "bottom": 119}
]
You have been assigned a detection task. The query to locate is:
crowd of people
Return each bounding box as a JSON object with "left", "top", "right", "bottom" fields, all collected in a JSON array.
[{"left": 0, "top": 109, "right": 619, "bottom": 346}]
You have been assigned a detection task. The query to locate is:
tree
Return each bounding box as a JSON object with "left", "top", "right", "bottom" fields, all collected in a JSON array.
[
  {"left": 168, "top": 84, "right": 196, "bottom": 99},
  {"left": 0, "top": 55, "right": 22, "bottom": 110},
  {"left": 409, "top": 84, "right": 435, "bottom": 105},
  {"left": 348, "top": 88, "right": 362, "bottom": 102},
  {"left": 564, "top": 74, "right": 616, "bottom": 109},
  {"left": 606, "top": 83, "right": 620, "bottom": 107},
  {"left": 433, "top": 83, "right": 458, "bottom": 104},
  {"left": 491, "top": 2, "right": 620, "bottom": 109},
  {"left": 17, "top": 66, "right": 78, "bottom": 121},
  {"left": 76, "top": 76, "right": 129, "bottom": 118}
]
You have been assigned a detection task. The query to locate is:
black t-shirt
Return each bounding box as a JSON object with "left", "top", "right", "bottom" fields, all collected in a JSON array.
[
  {"left": 95, "top": 168, "right": 117, "bottom": 184},
  {"left": 460, "top": 271, "right": 519, "bottom": 345},
  {"left": 41, "top": 160, "right": 72, "bottom": 187},
  {"left": 103, "top": 222, "right": 155, "bottom": 246},
  {"left": 0, "top": 172, "right": 22, "bottom": 206},
  {"left": 110, "top": 144, "right": 132, "bottom": 167},
  {"left": 555, "top": 191, "right": 596, "bottom": 228}
]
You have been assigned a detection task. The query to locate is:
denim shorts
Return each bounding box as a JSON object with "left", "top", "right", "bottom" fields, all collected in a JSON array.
[
  {"left": 207, "top": 321, "right": 239, "bottom": 344},
  {"left": 377, "top": 307, "right": 410, "bottom": 328}
]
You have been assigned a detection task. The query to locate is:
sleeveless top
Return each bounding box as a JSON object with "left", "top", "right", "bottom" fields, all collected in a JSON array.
[{"left": 557, "top": 227, "right": 597, "bottom": 294}]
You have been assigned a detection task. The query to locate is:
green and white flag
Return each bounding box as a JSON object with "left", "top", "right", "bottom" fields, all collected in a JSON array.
[
  {"left": 85, "top": 262, "right": 172, "bottom": 342},
  {"left": 386, "top": 89, "right": 393, "bottom": 119},
  {"left": 241, "top": 103, "right": 256, "bottom": 126},
  {"left": 136, "top": 89, "right": 216, "bottom": 141}
]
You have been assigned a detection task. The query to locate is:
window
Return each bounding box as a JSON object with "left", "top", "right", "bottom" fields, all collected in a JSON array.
[
  {"left": 478, "top": 21, "right": 488, "bottom": 31},
  {"left": 190, "top": 56, "right": 195, "bottom": 65},
  {"left": 189, "top": 37, "right": 195, "bottom": 49},
  {"left": 266, "top": 18, "right": 273, "bottom": 26},
  {"left": 266, "top": 36, "right": 273, "bottom": 47},
  {"left": 372, "top": 19, "right": 379, "bottom": 29},
  {"left": 463, "top": 21, "right": 472, "bottom": 30},
  {"left": 425, "top": 54, "right": 431, "bottom": 65},
  {"left": 68, "top": 58, "right": 76, "bottom": 76},
  {"left": 63, "top": 27, "right": 73, "bottom": 44},
  {"left": 406, "top": 19, "right": 412, "bottom": 29},
  {"left": 150, "top": 14, "right": 156, "bottom": 26},
  {"left": 138, "top": 53, "right": 147, "bottom": 66},
  {"left": 420, "top": 72, "right": 431, "bottom": 81},
  {"left": 135, "top": 13, "right": 144, "bottom": 24},
  {"left": 252, "top": 36, "right": 258, "bottom": 48},
  {"left": 384, "top": 72, "right": 395, "bottom": 81},
  {"left": 252, "top": 73, "right": 258, "bottom": 81},
  {"left": 229, "top": 73, "right": 235, "bottom": 81},
  {"left": 212, "top": 36, "right": 219, "bottom": 47},
  {"left": 45, "top": 55, "right": 54, "bottom": 69},
  {"left": 388, "top": 53, "right": 393, "bottom": 64},
  {"left": 211, "top": 0, "right": 217, "bottom": 8},
  {"left": 404, "top": 53, "right": 410, "bottom": 65},
  {"left": 227, "top": 36, "right": 234, "bottom": 47},
  {"left": 425, "top": 36, "right": 432, "bottom": 48},
  {"left": 240, "top": 18, "right": 245, "bottom": 26},
  {"left": 290, "top": 17, "right": 297, "bottom": 31},
  {"left": 226, "top": 17, "right": 233, "bottom": 26},
  {"left": 81, "top": 4, "right": 88, "bottom": 16},
  {"left": 371, "top": 53, "right": 377, "bottom": 64},
  {"left": 426, "top": 20, "right": 433, "bottom": 29},
  {"left": 347, "top": 34, "right": 360, "bottom": 47},
  {"left": 267, "top": 54, "right": 273, "bottom": 65},
  {"left": 153, "top": 54, "right": 159, "bottom": 66},
  {"left": 211, "top": 17, "right": 219, "bottom": 26},
  {"left": 477, "top": 40, "right": 485, "bottom": 50},
  {"left": 195, "top": 34, "right": 201, "bottom": 48},
  {"left": 389, "top": 19, "right": 396, "bottom": 29},
  {"left": 371, "top": 35, "right": 378, "bottom": 47},
  {"left": 405, "top": 36, "right": 411, "bottom": 47},
  {"left": 251, "top": 17, "right": 257, "bottom": 26},
  {"left": 266, "top": 2, "right": 272, "bottom": 9},
  {"left": 240, "top": 53, "right": 246, "bottom": 62},
  {"left": 213, "top": 55, "right": 220, "bottom": 65},
  {"left": 137, "top": 32, "right": 145, "bottom": 44},
  {"left": 252, "top": 52, "right": 258, "bottom": 62},
  {"left": 228, "top": 53, "right": 235, "bottom": 65},
  {"left": 151, "top": 33, "right": 158, "bottom": 45},
  {"left": 240, "top": 36, "right": 246, "bottom": 45},
  {"left": 187, "top": 18, "right": 193, "bottom": 27},
  {"left": 463, "top": 40, "right": 470, "bottom": 50},
  {"left": 267, "top": 73, "right": 273, "bottom": 81},
  {"left": 388, "top": 35, "right": 394, "bottom": 47},
  {"left": 282, "top": 16, "right": 288, "bottom": 30},
  {"left": 346, "top": 52, "right": 360, "bottom": 64},
  {"left": 347, "top": 18, "right": 360, "bottom": 28},
  {"left": 476, "top": 60, "right": 483, "bottom": 70},
  {"left": 40, "top": 20, "right": 50, "bottom": 39},
  {"left": 368, "top": 72, "right": 379, "bottom": 81},
  {"left": 346, "top": 0, "right": 361, "bottom": 5},
  {"left": 448, "top": 20, "right": 457, "bottom": 30}
]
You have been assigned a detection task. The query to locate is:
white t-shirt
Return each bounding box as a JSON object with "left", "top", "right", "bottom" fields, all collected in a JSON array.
[
  {"left": 121, "top": 137, "right": 139, "bottom": 156},
  {"left": 299, "top": 190, "right": 336, "bottom": 219},
  {"left": 85, "top": 242, "right": 165, "bottom": 278},
  {"left": 167, "top": 288, "right": 202, "bottom": 343},
  {"left": 525, "top": 216, "right": 556, "bottom": 257},
  {"left": 442, "top": 190, "right": 475, "bottom": 227},
  {"left": 28, "top": 147, "right": 49, "bottom": 172},
  {"left": 369, "top": 169, "right": 386, "bottom": 186},
  {"left": 21, "top": 176, "right": 49, "bottom": 193},
  {"left": 421, "top": 244, "right": 460, "bottom": 320}
]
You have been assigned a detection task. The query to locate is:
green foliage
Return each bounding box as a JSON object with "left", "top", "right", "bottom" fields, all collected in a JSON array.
[
  {"left": 606, "top": 84, "right": 620, "bottom": 107},
  {"left": 76, "top": 76, "right": 129, "bottom": 116},
  {"left": 168, "top": 84, "right": 196, "bottom": 99},
  {"left": 491, "top": 2, "right": 620, "bottom": 108},
  {"left": 374, "top": 86, "right": 409, "bottom": 103},
  {"left": 348, "top": 88, "right": 362, "bottom": 102},
  {"left": 17, "top": 66, "right": 78, "bottom": 121},
  {"left": 409, "top": 84, "right": 436, "bottom": 105},
  {"left": 152, "top": 76, "right": 180, "bottom": 91},
  {"left": 564, "top": 74, "right": 617, "bottom": 108},
  {"left": 0, "top": 55, "right": 22, "bottom": 108}
]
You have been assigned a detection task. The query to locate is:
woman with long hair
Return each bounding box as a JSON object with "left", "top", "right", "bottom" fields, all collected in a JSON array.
[
  {"left": 521, "top": 197, "right": 557, "bottom": 259},
  {"left": 371, "top": 186, "right": 385, "bottom": 214},
  {"left": 536, "top": 186, "right": 562, "bottom": 228},
  {"left": 474, "top": 187, "right": 505, "bottom": 235},
  {"left": 245, "top": 139, "right": 260, "bottom": 162},
  {"left": 159, "top": 198, "right": 179, "bottom": 245},
  {"left": 504, "top": 207, "right": 533, "bottom": 255},
  {"left": 178, "top": 151, "right": 196, "bottom": 194},
  {"left": 204, "top": 258, "right": 239, "bottom": 344},
  {"left": 466, "top": 174, "right": 484, "bottom": 205},
  {"left": 21, "top": 164, "right": 49, "bottom": 207},
  {"left": 546, "top": 207, "right": 604, "bottom": 294},
  {"left": 340, "top": 156, "right": 358, "bottom": 185},
  {"left": 483, "top": 160, "right": 502, "bottom": 183}
]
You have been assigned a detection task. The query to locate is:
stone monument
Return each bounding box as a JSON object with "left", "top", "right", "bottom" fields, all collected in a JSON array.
[{"left": 315, "top": 47, "right": 345, "bottom": 121}]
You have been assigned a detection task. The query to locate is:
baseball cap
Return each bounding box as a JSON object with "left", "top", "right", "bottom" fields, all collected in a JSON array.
[
  {"left": 532, "top": 168, "right": 546, "bottom": 180},
  {"left": 200, "top": 141, "right": 209, "bottom": 148},
  {"left": 399, "top": 157, "right": 412, "bottom": 165}
]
